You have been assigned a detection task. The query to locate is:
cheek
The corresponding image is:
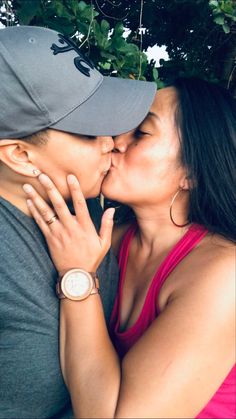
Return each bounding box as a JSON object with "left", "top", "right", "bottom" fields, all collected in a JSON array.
[
  {"left": 36, "top": 154, "right": 83, "bottom": 199},
  {"left": 102, "top": 146, "right": 180, "bottom": 201},
  {"left": 125, "top": 149, "right": 160, "bottom": 181}
]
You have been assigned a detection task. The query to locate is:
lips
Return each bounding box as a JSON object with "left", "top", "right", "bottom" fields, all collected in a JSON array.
[
  {"left": 102, "top": 164, "right": 111, "bottom": 175},
  {"left": 111, "top": 154, "right": 118, "bottom": 168}
]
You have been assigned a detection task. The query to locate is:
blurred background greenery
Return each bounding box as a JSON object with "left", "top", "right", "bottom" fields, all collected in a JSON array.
[{"left": 0, "top": 0, "right": 236, "bottom": 94}]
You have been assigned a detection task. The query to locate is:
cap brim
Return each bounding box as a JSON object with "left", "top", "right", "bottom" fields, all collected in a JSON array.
[{"left": 50, "top": 77, "right": 156, "bottom": 136}]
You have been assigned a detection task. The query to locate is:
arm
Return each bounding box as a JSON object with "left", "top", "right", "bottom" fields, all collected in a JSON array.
[
  {"left": 24, "top": 174, "right": 236, "bottom": 418},
  {"left": 60, "top": 253, "right": 235, "bottom": 418}
]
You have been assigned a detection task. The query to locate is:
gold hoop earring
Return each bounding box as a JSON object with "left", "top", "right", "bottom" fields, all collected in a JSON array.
[{"left": 169, "top": 189, "right": 189, "bottom": 228}]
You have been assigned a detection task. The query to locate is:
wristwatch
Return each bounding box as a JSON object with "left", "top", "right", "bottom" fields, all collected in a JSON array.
[{"left": 56, "top": 268, "right": 99, "bottom": 301}]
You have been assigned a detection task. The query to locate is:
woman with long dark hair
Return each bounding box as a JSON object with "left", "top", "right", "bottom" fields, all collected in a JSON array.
[{"left": 24, "top": 78, "right": 236, "bottom": 418}]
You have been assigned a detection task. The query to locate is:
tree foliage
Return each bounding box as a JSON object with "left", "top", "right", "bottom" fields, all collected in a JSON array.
[{"left": 0, "top": 0, "right": 235, "bottom": 93}]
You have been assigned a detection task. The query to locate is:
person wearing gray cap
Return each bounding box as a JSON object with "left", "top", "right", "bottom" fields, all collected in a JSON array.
[{"left": 0, "top": 26, "right": 156, "bottom": 418}]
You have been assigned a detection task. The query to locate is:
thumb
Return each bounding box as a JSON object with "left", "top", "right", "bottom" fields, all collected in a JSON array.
[{"left": 99, "top": 207, "right": 115, "bottom": 252}]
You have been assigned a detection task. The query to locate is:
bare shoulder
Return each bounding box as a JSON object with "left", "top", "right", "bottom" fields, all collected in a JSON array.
[
  {"left": 179, "top": 233, "right": 235, "bottom": 295},
  {"left": 112, "top": 223, "right": 133, "bottom": 257},
  {"left": 195, "top": 233, "right": 235, "bottom": 274},
  {"left": 160, "top": 233, "right": 236, "bottom": 311}
]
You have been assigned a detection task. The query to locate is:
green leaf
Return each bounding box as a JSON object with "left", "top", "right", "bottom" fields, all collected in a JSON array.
[
  {"left": 80, "top": 8, "right": 93, "bottom": 21},
  {"left": 55, "top": 5, "right": 73, "bottom": 20},
  {"left": 156, "top": 80, "right": 165, "bottom": 89},
  {"left": 77, "top": 21, "right": 89, "bottom": 35},
  {"left": 101, "top": 19, "right": 110, "bottom": 35},
  {"left": 100, "top": 51, "right": 116, "bottom": 60},
  {"left": 99, "top": 62, "right": 111, "bottom": 70},
  {"left": 214, "top": 15, "right": 225, "bottom": 24},
  {"left": 138, "top": 76, "right": 146, "bottom": 81},
  {"left": 114, "top": 22, "right": 124, "bottom": 37},
  {"left": 152, "top": 67, "right": 159, "bottom": 81},
  {"left": 102, "top": 38, "right": 112, "bottom": 50},
  {"left": 112, "top": 36, "right": 127, "bottom": 51},
  {"left": 93, "top": 20, "right": 103, "bottom": 45},
  {"left": 212, "top": 9, "right": 221, "bottom": 16},
  {"left": 209, "top": 0, "right": 219, "bottom": 8},
  {"left": 93, "top": 20, "right": 102, "bottom": 37},
  {"left": 70, "top": 0, "right": 80, "bottom": 15},
  {"left": 222, "top": 23, "right": 230, "bottom": 33},
  {"left": 17, "top": 0, "right": 41, "bottom": 25},
  {"left": 159, "top": 58, "right": 166, "bottom": 66},
  {"left": 221, "top": 3, "right": 234, "bottom": 15},
  {"left": 123, "top": 43, "right": 139, "bottom": 54},
  {"left": 45, "top": 17, "right": 75, "bottom": 36},
  {"left": 78, "top": 1, "right": 87, "bottom": 12},
  {"left": 78, "top": 4, "right": 99, "bottom": 21}
]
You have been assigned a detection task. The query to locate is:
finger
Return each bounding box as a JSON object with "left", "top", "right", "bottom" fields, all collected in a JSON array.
[
  {"left": 99, "top": 208, "right": 115, "bottom": 252},
  {"left": 37, "top": 174, "right": 72, "bottom": 227},
  {"left": 67, "top": 175, "right": 93, "bottom": 228},
  {"left": 23, "top": 184, "right": 59, "bottom": 226},
  {"left": 26, "top": 199, "right": 51, "bottom": 237}
]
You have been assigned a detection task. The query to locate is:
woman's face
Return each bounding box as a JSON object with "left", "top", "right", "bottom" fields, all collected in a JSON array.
[{"left": 102, "top": 87, "right": 187, "bottom": 207}]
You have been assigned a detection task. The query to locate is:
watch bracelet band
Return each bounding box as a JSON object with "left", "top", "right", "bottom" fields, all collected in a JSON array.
[{"left": 56, "top": 271, "right": 99, "bottom": 299}]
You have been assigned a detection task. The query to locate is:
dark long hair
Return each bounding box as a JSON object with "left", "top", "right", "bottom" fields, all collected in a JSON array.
[{"left": 173, "top": 77, "right": 236, "bottom": 242}]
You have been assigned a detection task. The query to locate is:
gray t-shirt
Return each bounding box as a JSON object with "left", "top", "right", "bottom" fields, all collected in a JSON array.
[{"left": 0, "top": 196, "right": 119, "bottom": 418}]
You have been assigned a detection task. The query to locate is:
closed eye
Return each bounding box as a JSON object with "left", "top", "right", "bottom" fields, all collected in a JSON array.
[
  {"left": 134, "top": 129, "right": 151, "bottom": 138},
  {"left": 78, "top": 134, "right": 97, "bottom": 140}
]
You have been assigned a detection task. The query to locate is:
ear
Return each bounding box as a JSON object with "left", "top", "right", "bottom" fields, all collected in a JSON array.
[
  {"left": 179, "top": 173, "right": 193, "bottom": 191},
  {"left": 0, "top": 139, "right": 39, "bottom": 177}
]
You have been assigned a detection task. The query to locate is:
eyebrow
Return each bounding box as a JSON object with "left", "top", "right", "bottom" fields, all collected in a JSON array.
[{"left": 147, "top": 111, "right": 160, "bottom": 120}]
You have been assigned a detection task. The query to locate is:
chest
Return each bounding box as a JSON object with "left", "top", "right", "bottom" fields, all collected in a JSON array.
[{"left": 119, "top": 250, "right": 168, "bottom": 332}]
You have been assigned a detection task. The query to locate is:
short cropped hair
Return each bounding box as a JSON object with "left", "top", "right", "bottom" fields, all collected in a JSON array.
[
  {"left": 19, "top": 129, "right": 49, "bottom": 145},
  {"left": 0, "top": 129, "right": 49, "bottom": 170}
]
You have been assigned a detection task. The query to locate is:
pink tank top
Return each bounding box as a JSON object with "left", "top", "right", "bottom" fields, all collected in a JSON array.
[{"left": 109, "top": 223, "right": 236, "bottom": 419}]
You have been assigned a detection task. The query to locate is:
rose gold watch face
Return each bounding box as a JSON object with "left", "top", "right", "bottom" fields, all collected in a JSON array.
[{"left": 62, "top": 270, "right": 93, "bottom": 300}]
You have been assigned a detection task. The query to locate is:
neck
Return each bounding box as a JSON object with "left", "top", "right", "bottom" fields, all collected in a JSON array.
[
  {"left": 0, "top": 178, "right": 31, "bottom": 216},
  {"left": 0, "top": 173, "right": 45, "bottom": 217},
  {"left": 132, "top": 203, "right": 190, "bottom": 256}
]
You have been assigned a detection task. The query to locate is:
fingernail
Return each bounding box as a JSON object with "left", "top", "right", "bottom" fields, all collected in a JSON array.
[
  {"left": 38, "top": 174, "right": 49, "bottom": 184},
  {"left": 67, "top": 174, "right": 78, "bottom": 184},
  {"left": 106, "top": 208, "right": 115, "bottom": 220},
  {"left": 23, "top": 184, "right": 33, "bottom": 193},
  {"left": 26, "top": 199, "right": 32, "bottom": 206}
]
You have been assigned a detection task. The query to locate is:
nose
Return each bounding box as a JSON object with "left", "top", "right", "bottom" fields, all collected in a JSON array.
[
  {"left": 113, "top": 132, "right": 132, "bottom": 153},
  {"left": 100, "top": 136, "right": 114, "bottom": 154}
]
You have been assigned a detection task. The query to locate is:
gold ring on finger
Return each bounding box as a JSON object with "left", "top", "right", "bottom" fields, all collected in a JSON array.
[{"left": 46, "top": 215, "right": 58, "bottom": 225}]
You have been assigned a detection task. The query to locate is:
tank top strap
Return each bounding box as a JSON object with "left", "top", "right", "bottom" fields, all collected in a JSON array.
[
  {"left": 117, "top": 223, "right": 208, "bottom": 300},
  {"left": 110, "top": 223, "right": 208, "bottom": 352},
  {"left": 148, "top": 223, "right": 208, "bottom": 313},
  {"left": 110, "top": 223, "right": 137, "bottom": 332},
  {"left": 118, "top": 223, "right": 137, "bottom": 288}
]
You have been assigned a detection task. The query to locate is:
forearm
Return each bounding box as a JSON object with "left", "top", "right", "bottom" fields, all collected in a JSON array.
[{"left": 60, "top": 295, "right": 121, "bottom": 418}]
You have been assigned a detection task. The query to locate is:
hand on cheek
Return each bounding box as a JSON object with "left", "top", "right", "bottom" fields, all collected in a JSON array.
[{"left": 23, "top": 174, "right": 115, "bottom": 274}]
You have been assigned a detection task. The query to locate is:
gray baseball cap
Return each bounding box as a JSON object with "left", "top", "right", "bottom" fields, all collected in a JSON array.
[{"left": 0, "top": 26, "right": 156, "bottom": 139}]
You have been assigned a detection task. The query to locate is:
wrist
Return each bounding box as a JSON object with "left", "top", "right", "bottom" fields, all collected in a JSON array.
[
  {"left": 58, "top": 266, "right": 97, "bottom": 278},
  {"left": 56, "top": 268, "right": 99, "bottom": 301}
]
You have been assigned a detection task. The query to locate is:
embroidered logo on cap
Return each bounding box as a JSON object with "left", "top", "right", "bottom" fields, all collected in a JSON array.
[{"left": 51, "top": 34, "right": 94, "bottom": 77}]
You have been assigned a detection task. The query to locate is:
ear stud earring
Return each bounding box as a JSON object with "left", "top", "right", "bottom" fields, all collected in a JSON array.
[{"left": 33, "top": 169, "right": 41, "bottom": 176}]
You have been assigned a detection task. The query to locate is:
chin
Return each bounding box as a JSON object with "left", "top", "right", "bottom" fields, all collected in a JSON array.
[
  {"left": 84, "top": 181, "right": 103, "bottom": 199},
  {"left": 102, "top": 174, "right": 130, "bottom": 202},
  {"left": 101, "top": 185, "right": 112, "bottom": 199},
  {"left": 101, "top": 176, "right": 114, "bottom": 196},
  {"left": 101, "top": 187, "right": 120, "bottom": 202}
]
